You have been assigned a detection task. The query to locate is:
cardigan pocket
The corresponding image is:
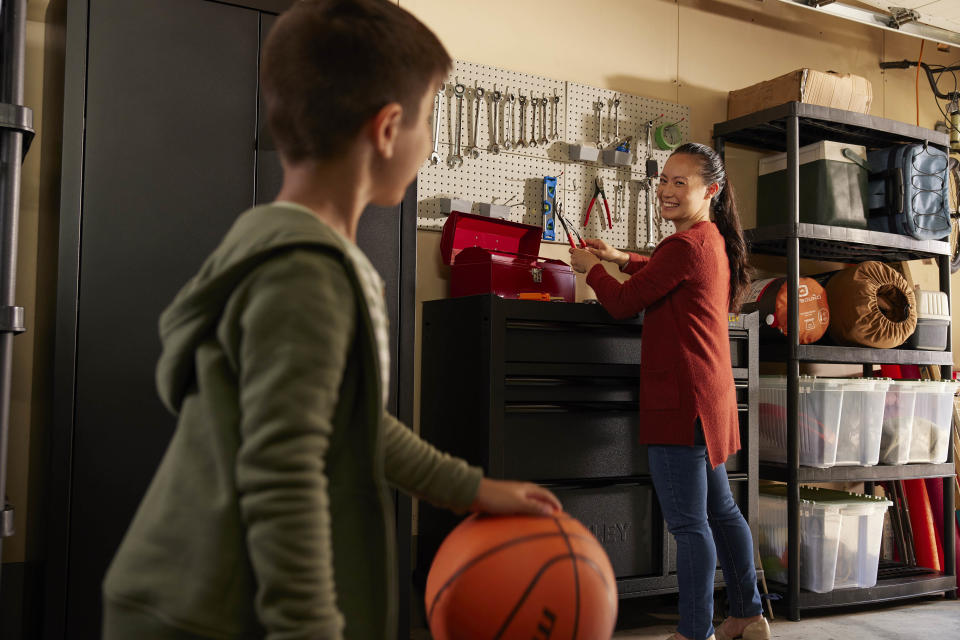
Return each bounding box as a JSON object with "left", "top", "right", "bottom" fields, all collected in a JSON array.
[{"left": 641, "top": 369, "right": 679, "bottom": 410}]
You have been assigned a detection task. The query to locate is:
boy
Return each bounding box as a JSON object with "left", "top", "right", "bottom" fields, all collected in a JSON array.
[{"left": 102, "top": 1, "right": 561, "bottom": 638}]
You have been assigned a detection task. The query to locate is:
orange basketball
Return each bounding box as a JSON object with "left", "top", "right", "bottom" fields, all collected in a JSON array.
[{"left": 424, "top": 512, "right": 618, "bottom": 639}]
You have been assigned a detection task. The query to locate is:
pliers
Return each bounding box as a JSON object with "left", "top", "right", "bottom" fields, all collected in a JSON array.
[
  {"left": 583, "top": 177, "right": 612, "bottom": 230},
  {"left": 555, "top": 202, "right": 586, "bottom": 250}
]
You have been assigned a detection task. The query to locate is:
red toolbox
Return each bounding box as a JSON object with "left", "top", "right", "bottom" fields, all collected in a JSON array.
[{"left": 440, "top": 211, "right": 575, "bottom": 302}]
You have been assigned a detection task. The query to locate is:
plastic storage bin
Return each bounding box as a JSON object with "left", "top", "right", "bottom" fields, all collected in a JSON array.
[
  {"left": 758, "top": 488, "right": 843, "bottom": 593},
  {"left": 879, "top": 380, "right": 923, "bottom": 464},
  {"left": 757, "top": 140, "right": 869, "bottom": 229},
  {"left": 903, "top": 288, "right": 950, "bottom": 351},
  {"left": 834, "top": 378, "right": 890, "bottom": 466},
  {"left": 758, "top": 486, "right": 891, "bottom": 592},
  {"left": 909, "top": 380, "right": 960, "bottom": 463},
  {"left": 759, "top": 376, "right": 843, "bottom": 468}
]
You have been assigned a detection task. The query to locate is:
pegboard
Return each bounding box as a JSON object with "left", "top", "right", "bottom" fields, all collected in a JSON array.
[{"left": 417, "top": 59, "right": 690, "bottom": 253}]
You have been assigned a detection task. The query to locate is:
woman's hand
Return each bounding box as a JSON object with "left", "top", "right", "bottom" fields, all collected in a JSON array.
[
  {"left": 470, "top": 478, "right": 562, "bottom": 517},
  {"left": 568, "top": 247, "right": 601, "bottom": 274},
  {"left": 583, "top": 238, "right": 629, "bottom": 267}
]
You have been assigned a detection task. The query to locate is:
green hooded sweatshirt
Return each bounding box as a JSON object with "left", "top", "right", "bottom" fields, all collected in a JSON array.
[{"left": 102, "top": 203, "right": 482, "bottom": 639}]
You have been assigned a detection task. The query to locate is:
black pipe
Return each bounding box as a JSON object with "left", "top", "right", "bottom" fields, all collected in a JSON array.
[{"left": 0, "top": 0, "right": 30, "bottom": 590}]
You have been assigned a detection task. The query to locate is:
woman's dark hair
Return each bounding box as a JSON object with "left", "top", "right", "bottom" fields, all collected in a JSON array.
[{"left": 672, "top": 143, "right": 753, "bottom": 312}]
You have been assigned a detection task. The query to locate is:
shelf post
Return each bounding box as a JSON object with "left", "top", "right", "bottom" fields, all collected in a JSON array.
[
  {"left": 938, "top": 253, "right": 956, "bottom": 599},
  {"left": 786, "top": 113, "right": 801, "bottom": 621}
]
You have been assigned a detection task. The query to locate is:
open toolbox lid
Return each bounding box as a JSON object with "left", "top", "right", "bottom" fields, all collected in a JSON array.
[{"left": 440, "top": 210, "right": 544, "bottom": 265}]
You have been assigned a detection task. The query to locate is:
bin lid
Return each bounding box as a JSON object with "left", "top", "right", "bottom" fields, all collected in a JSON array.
[
  {"left": 914, "top": 288, "right": 951, "bottom": 321},
  {"left": 761, "top": 485, "right": 892, "bottom": 511},
  {"left": 759, "top": 375, "right": 844, "bottom": 391},
  {"left": 440, "top": 210, "right": 543, "bottom": 265},
  {"left": 759, "top": 140, "right": 867, "bottom": 175}
]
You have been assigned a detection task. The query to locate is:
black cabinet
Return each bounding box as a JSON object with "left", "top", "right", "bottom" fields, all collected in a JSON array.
[
  {"left": 416, "top": 295, "right": 758, "bottom": 602},
  {"left": 46, "top": 1, "right": 416, "bottom": 638}
]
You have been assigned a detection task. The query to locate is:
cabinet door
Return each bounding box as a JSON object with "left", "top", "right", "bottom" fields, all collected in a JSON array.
[{"left": 63, "top": 0, "right": 259, "bottom": 635}]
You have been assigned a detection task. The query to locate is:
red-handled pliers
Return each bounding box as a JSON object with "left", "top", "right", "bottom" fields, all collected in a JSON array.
[
  {"left": 583, "top": 177, "right": 612, "bottom": 230},
  {"left": 556, "top": 203, "right": 586, "bottom": 250}
]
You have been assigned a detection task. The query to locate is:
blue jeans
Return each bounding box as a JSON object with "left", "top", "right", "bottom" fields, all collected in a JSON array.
[{"left": 648, "top": 443, "right": 763, "bottom": 640}]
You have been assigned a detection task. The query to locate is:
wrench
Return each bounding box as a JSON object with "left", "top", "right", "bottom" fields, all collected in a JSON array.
[
  {"left": 517, "top": 95, "right": 528, "bottom": 148},
  {"left": 595, "top": 99, "right": 604, "bottom": 149},
  {"left": 429, "top": 84, "right": 444, "bottom": 165},
  {"left": 447, "top": 82, "right": 465, "bottom": 168},
  {"left": 551, "top": 93, "right": 560, "bottom": 140},
  {"left": 504, "top": 93, "right": 514, "bottom": 151},
  {"left": 539, "top": 93, "right": 548, "bottom": 145},
  {"left": 529, "top": 97, "right": 539, "bottom": 148},
  {"left": 611, "top": 95, "right": 621, "bottom": 146},
  {"left": 490, "top": 89, "right": 502, "bottom": 154},
  {"left": 469, "top": 86, "right": 485, "bottom": 159}
]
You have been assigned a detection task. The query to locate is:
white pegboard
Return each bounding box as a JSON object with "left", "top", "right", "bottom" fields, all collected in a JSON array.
[{"left": 418, "top": 60, "right": 690, "bottom": 252}]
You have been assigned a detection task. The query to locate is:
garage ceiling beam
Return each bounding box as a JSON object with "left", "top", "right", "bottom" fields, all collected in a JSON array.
[{"left": 774, "top": 0, "right": 960, "bottom": 48}]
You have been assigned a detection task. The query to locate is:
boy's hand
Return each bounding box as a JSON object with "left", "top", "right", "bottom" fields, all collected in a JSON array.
[
  {"left": 568, "top": 247, "right": 601, "bottom": 274},
  {"left": 583, "top": 238, "right": 629, "bottom": 267},
  {"left": 470, "top": 478, "right": 562, "bottom": 517}
]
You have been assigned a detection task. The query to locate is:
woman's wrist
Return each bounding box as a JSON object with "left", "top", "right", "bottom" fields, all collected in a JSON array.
[{"left": 613, "top": 250, "right": 630, "bottom": 268}]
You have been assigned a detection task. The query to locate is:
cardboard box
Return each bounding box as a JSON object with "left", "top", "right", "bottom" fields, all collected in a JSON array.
[{"left": 727, "top": 69, "right": 873, "bottom": 120}]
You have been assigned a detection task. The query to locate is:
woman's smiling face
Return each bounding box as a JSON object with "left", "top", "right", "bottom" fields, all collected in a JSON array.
[{"left": 657, "top": 153, "right": 717, "bottom": 229}]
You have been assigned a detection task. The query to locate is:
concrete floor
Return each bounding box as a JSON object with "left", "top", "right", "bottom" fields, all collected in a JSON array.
[
  {"left": 612, "top": 596, "right": 960, "bottom": 640},
  {"left": 412, "top": 595, "right": 960, "bottom": 639}
]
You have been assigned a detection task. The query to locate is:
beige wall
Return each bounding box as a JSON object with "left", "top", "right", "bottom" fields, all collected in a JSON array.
[{"left": 403, "top": 0, "right": 960, "bottom": 430}]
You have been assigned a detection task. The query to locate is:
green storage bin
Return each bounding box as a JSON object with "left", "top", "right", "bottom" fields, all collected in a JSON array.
[{"left": 757, "top": 140, "right": 869, "bottom": 229}]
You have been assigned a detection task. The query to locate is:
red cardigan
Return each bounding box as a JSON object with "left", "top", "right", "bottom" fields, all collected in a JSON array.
[{"left": 585, "top": 221, "right": 739, "bottom": 467}]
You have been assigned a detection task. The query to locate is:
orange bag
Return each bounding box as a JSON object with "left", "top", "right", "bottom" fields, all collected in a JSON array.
[{"left": 824, "top": 261, "right": 916, "bottom": 348}]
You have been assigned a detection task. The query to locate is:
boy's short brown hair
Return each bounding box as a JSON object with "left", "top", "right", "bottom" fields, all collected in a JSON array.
[{"left": 262, "top": 0, "right": 451, "bottom": 164}]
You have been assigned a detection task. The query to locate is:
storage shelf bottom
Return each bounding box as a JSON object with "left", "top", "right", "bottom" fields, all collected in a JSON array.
[{"left": 767, "top": 572, "right": 955, "bottom": 609}]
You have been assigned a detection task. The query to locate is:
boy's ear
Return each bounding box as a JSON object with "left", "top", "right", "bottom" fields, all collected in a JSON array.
[{"left": 370, "top": 102, "right": 404, "bottom": 159}]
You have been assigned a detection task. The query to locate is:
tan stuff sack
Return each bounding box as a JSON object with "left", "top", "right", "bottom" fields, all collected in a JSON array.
[
  {"left": 743, "top": 276, "right": 830, "bottom": 344},
  {"left": 824, "top": 261, "right": 916, "bottom": 348}
]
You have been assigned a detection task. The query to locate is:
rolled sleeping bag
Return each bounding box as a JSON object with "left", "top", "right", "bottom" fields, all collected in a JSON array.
[
  {"left": 742, "top": 276, "right": 830, "bottom": 344},
  {"left": 824, "top": 261, "right": 916, "bottom": 348}
]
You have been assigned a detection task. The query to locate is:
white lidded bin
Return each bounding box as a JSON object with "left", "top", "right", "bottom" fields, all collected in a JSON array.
[
  {"left": 758, "top": 489, "right": 843, "bottom": 593},
  {"left": 878, "top": 380, "right": 923, "bottom": 464},
  {"left": 759, "top": 376, "right": 843, "bottom": 468},
  {"left": 903, "top": 288, "right": 950, "bottom": 351},
  {"left": 909, "top": 380, "right": 960, "bottom": 463},
  {"left": 759, "top": 486, "right": 892, "bottom": 593},
  {"left": 834, "top": 378, "right": 890, "bottom": 466}
]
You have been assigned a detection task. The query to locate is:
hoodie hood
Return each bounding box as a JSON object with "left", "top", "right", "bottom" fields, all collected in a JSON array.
[{"left": 156, "top": 203, "right": 349, "bottom": 414}]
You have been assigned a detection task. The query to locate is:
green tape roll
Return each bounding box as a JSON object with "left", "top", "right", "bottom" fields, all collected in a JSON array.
[{"left": 654, "top": 123, "right": 682, "bottom": 150}]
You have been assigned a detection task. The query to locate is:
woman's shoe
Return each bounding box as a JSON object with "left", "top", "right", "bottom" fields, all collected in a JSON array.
[{"left": 714, "top": 616, "right": 770, "bottom": 640}]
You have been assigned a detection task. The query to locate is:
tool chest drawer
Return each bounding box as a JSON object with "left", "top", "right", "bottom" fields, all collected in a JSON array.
[
  {"left": 418, "top": 296, "right": 758, "bottom": 599},
  {"left": 502, "top": 410, "right": 647, "bottom": 480},
  {"left": 552, "top": 482, "right": 658, "bottom": 579}
]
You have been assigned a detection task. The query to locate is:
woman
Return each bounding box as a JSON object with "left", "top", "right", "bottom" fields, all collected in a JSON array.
[{"left": 569, "top": 143, "right": 768, "bottom": 640}]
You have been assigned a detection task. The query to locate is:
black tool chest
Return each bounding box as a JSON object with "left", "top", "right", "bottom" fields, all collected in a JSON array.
[{"left": 416, "top": 294, "right": 759, "bottom": 597}]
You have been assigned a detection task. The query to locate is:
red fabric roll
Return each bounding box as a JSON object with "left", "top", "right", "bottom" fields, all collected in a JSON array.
[
  {"left": 904, "top": 479, "right": 940, "bottom": 571},
  {"left": 924, "top": 478, "right": 946, "bottom": 571}
]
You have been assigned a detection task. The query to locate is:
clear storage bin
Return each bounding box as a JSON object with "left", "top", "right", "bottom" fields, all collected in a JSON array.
[
  {"left": 758, "top": 489, "right": 843, "bottom": 593},
  {"left": 909, "top": 381, "right": 960, "bottom": 463},
  {"left": 758, "top": 486, "right": 891, "bottom": 592},
  {"left": 759, "top": 376, "right": 843, "bottom": 468},
  {"left": 879, "top": 380, "right": 922, "bottom": 464},
  {"left": 834, "top": 378, "right": 890, "bottom": 466}
]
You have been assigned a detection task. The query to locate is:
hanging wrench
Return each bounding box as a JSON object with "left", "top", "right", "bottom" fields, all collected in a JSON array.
[
  {"left": 529, "top": 97, "right": 539, "bottom": 148},
  {"left": 504, "top": 93, "right": 515, "bottom": 151},
  {"left": 644, "top": 119, "right": 659, "bottom": 248},
  {"left": 551, "top": 92, "right": 560, "bottom": 140},
  {"left": 611, "top": 95, "right": 621, "bottom": 146},
  {"left": 595, "top": 99, "right": 604, "bottom": 149},
  {"left": 469, "top": 86, "right": 485, "bottom": 159},
  {"left": 429, "top": 84, "right": 444, "bottom": 165},
  {"left": 447, "top": 82, "right": 465, "bottom": 169},
  {"left": 539, "top": 93, "right": 548, "bottom": 146},
  {"left": 517, "top": 95, "right": 528, "bottom": 148},
  {"left": 490, "top": 89, "right": 502, "bottom": 155}
]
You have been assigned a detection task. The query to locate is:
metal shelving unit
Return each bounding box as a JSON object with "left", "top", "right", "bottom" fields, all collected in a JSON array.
[{"left": 714, "top": 102, "right": 957, "bottom": 620}]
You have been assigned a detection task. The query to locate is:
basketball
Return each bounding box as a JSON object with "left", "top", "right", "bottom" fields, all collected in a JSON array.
[{"left": 424, "top": 512, "right": 618, "bottom": 639}]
